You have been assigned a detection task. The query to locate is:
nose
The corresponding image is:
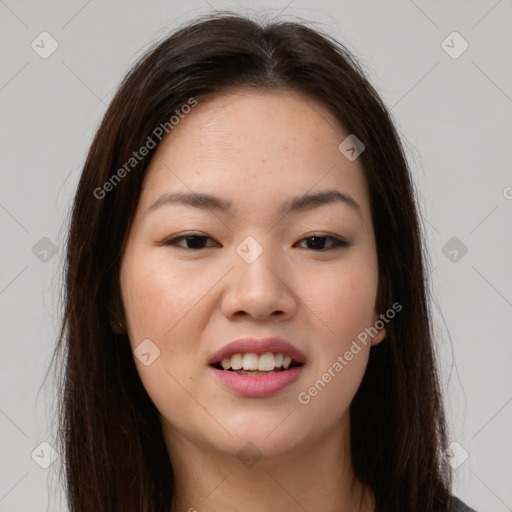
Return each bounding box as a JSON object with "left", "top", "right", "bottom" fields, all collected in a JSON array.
[{"left": 220, "top": 240, "right": 298, "bottom": 321}]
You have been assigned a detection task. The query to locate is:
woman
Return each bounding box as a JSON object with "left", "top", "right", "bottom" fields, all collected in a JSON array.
[{"left": 50, "top": 12, "right": 477, "bottom": 512}]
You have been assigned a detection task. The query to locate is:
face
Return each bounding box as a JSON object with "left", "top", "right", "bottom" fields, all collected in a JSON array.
[{"left": 119, "top": 89, "right": 386, "bottom": 460}]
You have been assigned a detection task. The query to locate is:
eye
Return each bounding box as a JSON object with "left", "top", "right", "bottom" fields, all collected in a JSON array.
[
  {"left": 162, "top": 232, "right": 350, "bottom": 251},
  {"left": 162, "top": 233, "right": 218, "bottom": 249},
  {"left": 295, "top": 234, "right": 350, "bottom": 251}
]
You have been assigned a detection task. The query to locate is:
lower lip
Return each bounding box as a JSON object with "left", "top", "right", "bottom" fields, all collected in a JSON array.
[{"left": 209, "top": 366, "right": 304, "bottom": 397}]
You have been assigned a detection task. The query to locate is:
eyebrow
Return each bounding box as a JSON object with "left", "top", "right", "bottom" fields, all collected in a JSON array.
[{"left": 145, "top": 189, "right": 362, "bottom": 218}]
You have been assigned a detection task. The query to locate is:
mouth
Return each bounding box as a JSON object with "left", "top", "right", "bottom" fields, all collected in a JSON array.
[
  {"left": 210, "top": 352, "right": 304, "bottom": 375},
  {"left": 207, "top": 337, "right": 307, "bottom": 397}
]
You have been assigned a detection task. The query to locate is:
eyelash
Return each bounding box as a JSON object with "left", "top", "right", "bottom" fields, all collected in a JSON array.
[{"left": 162, "top": 232, "right": 350, "bottom": 252}]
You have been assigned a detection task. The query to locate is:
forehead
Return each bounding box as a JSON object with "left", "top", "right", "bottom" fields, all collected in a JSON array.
[
  {"left": 138, "top": 89, "right": 371, "bottom": 218},
  {"left": 157, "top": 89, "right": 345, "bottom": 159}
]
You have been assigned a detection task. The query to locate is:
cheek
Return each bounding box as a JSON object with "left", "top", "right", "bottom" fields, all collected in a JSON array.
[
  {"left": 119, "top": 252, "right": 215, "bottom": 412},
  {"left": 295, "top": 344, "right": 369, "bottom": 434},
  {"left": 294, "top": 259, "right": 377, "bottom": 427},
  {"left": 121, "top": 252, "right": 214, "bottom": 343},
  {"left": 120, "top": 254, "right": 211, "bottom": 427},
  {"left": 304, "top": 255, "right": 379, "bottom": 344}
]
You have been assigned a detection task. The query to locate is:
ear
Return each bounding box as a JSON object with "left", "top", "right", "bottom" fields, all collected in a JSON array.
[
  {"left": 370, "top": 317, "right": 387, "bottom": 347},
  {"left": 111, "top": 319, "right": 125, "bottom": 334}
]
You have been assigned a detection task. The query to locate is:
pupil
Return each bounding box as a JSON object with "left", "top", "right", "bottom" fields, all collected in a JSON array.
[
  {"left": 187, "top": 236, "right": 205, "bottom": 248},
  {"left": 308, "top": 236, "right": 325, "bottom": 250}
]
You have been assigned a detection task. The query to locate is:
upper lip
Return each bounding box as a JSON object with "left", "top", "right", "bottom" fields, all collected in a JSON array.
[{"left": 208, "top": 337, "right": 307, "bottom": 366}]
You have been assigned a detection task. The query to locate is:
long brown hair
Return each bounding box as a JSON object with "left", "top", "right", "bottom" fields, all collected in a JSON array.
[{"left": 48, "top": 11, "right": 453, "bottom": 511}]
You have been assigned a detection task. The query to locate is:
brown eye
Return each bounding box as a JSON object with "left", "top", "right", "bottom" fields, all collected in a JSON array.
[
  {"left": 296, "top": 235, "right": 350, "bottom": 251},
  {"left": 163, "top": 233, "right": 219, "bottom": 249},
  {"left": 162, "top": 233, "right": 349, "bottom": 251}
]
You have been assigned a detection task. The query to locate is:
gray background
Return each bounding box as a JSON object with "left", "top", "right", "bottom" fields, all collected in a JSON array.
[{"left": 0, "top": 1, "right": 511, "bottom": 511}]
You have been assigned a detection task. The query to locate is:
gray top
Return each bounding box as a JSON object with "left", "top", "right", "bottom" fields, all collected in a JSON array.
[{"left": 450, "top": 495, "right": 478, "bottom": 512}]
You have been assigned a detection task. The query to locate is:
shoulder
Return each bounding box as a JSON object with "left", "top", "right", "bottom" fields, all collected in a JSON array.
[{"left": 448, "top": 495, "right": 478, "bottom": 512}]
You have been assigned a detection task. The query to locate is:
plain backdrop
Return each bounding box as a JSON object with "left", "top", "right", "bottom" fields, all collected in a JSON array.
[{"left": 0, "top": 1, "right": 511, "bottom": 511}]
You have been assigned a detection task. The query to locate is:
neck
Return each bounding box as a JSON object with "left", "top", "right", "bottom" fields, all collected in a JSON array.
[{"left": 163, "top": 415, "right": 374, "bottom": 512}]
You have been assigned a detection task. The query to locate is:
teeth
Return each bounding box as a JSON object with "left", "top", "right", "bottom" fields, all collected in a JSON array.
[
  {"left": 218, "top": 352, "right": 298, "bottom": 371},
  {"left": 258, "top": 352, "right": 275, "bottom": 371},
  {"left": 242, "top": 353, "right": 259, "bottom": 371},
  {"left": 231, "top": 353, "right": 243, "bottom": 370}
]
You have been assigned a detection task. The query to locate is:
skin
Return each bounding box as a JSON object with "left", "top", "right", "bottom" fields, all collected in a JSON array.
[{"left": 119, "top": 89, "right": 386, "bottom": 512}]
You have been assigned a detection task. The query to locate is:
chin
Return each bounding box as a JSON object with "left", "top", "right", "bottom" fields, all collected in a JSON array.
[{"left": 210, "top": 418, "right": 307, "bottom": 460}]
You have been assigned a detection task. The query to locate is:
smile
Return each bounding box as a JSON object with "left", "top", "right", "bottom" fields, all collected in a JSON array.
[
  {"left": 209, "top": 352, "right": 305, "bottom": 397},
  {"left": 213, "top": 352, "right": 302, "bottom": 373}
]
